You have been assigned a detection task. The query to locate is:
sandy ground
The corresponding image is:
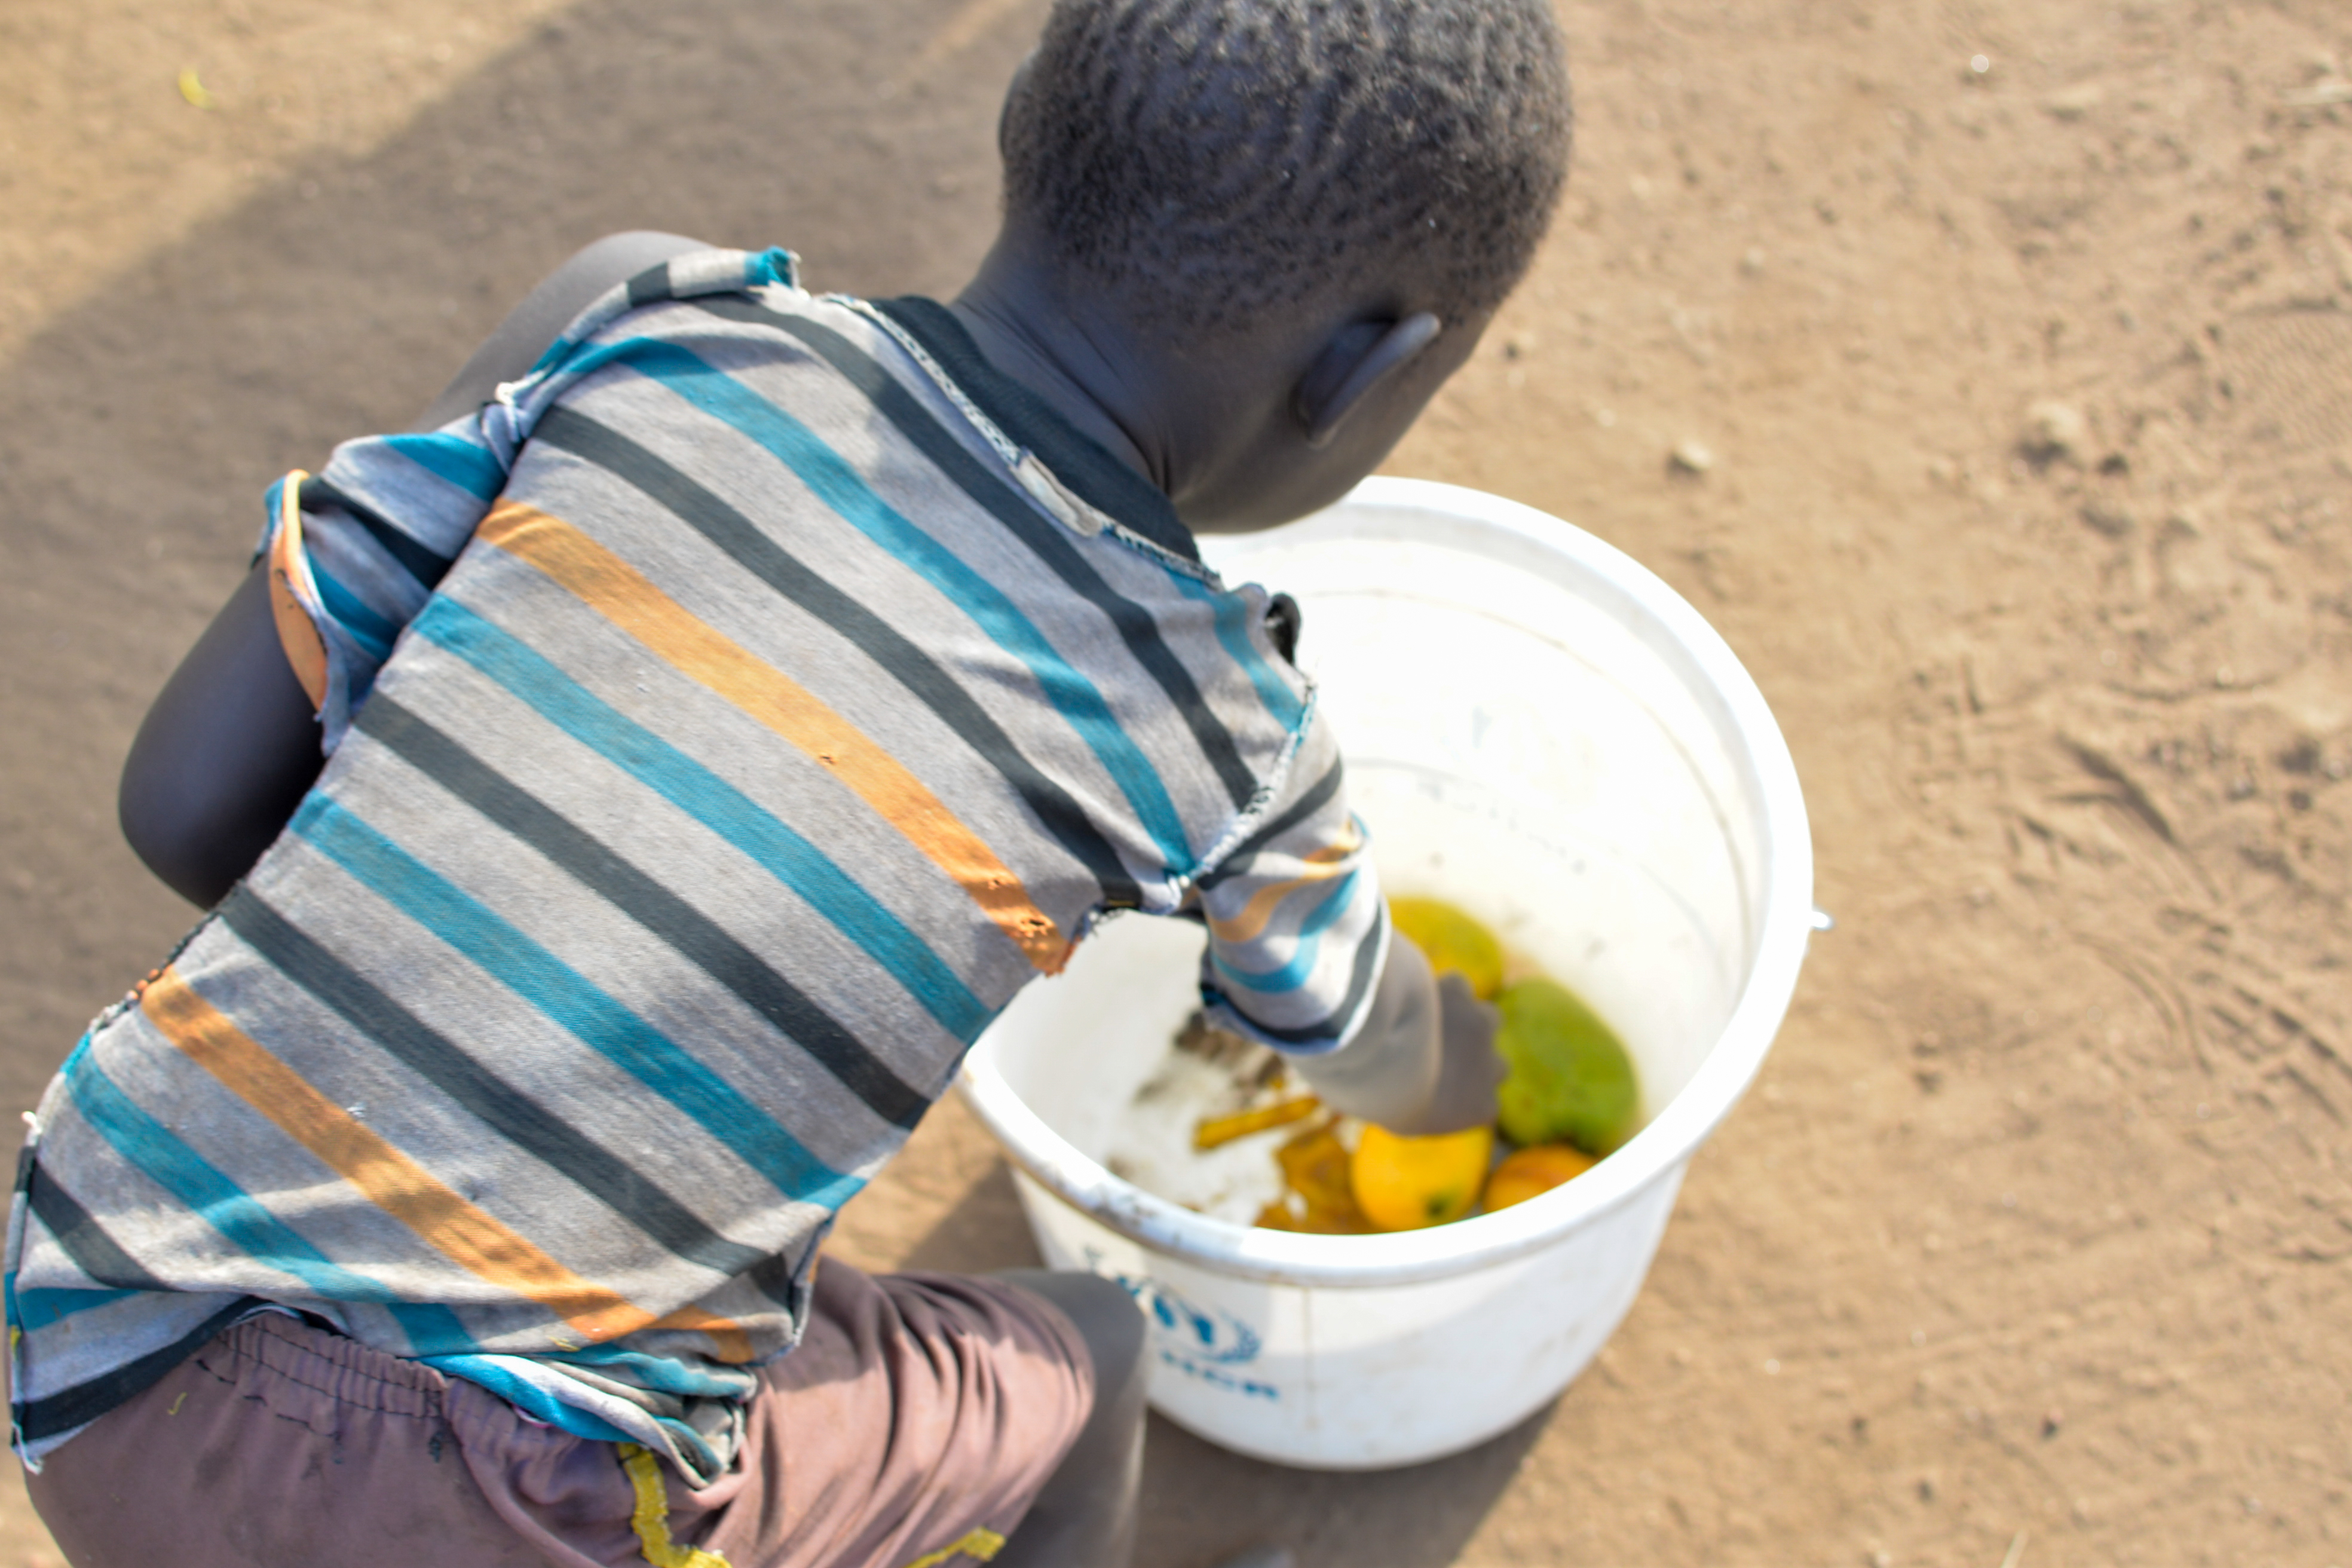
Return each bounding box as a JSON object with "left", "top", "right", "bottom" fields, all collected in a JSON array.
[{"left": 3, "top": 0, "right": 2349, "bottom": 1564}]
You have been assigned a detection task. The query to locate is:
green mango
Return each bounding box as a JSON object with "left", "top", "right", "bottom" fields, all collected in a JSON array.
[{"left": 1494, "top": 978, "right": 1639, "bottom": 1154}]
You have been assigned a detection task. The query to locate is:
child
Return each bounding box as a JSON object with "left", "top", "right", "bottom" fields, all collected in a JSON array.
[{"left": 10, "top": 1, "right": 1570, "bottom": 1563}]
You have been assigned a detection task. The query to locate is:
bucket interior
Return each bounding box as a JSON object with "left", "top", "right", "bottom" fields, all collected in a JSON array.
[{"left": 981, "top": 483, "right": 1796, "bottom": 1208}]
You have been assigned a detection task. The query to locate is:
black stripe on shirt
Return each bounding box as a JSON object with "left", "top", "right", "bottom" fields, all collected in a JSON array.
[
  {"left": 626, "top": 261, "right": 675, "bottom": 311},
  {"left": 1198, "top": 756, "right": 1346, "bottom": 890},
  {"left": 14, "top": 1296, "right": 255, "bottom": 1443},
  {"left": 299, "top": 475, "right": 455, "bottom": 587},
  {"left": 354, "top": 694, "right": 929, "bottom": 1132},
  {"left": 214, "top": 888, "right": 783, "bottom": 1287},
  {"left": 529, "top": 402, "right": 1143, "bottom": 907},
  {"left": 691, "top": 295, "right": 1260, "bottom": 810},
  {"left": 25, "top": 1165, "right": 170, "bottom": 1293},
  {"left": 743, "top": 1247, "right": 808, "bottom": 1309}
]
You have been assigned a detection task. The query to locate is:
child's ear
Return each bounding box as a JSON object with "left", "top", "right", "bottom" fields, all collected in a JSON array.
[{"left": 1291, "top": 313, "right": 1444, "bottom": 449}]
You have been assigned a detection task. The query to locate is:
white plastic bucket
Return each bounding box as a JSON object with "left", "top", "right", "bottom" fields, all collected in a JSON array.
[{"left": 958, "top": 477, "right": 1812, "bottom": 1469}]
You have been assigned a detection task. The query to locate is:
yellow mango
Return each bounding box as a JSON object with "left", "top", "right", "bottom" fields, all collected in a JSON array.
[
  {"left": 1350, "top": 1122, "right": 1495, "bottom": 1231},
  {"left": 1388, "top": 897, "right": 1505, "bottom": 1000}
]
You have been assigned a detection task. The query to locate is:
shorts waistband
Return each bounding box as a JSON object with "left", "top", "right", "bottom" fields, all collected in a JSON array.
[{"left": 202, "top": 1310, "right": 451, "bottom": 1422}]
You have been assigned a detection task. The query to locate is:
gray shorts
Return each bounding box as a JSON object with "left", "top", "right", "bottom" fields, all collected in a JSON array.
[{"left": 24, "top": 1260, "right": 1093, "bottom": 1568}]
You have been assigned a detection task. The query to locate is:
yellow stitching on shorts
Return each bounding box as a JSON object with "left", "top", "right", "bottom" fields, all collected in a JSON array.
[
  {"left": 898, "top": 1526, "right": 1008, "bottom": 1568},
  {"left": 618, "top": 1443, "right": 731, "bottom": 1568}
]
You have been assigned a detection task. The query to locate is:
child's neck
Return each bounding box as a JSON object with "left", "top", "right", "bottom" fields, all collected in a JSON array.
[
  {"left": 946, "top": 232, "right": 1174, "bottom": 495},
  {"left": 944, "top": 224, "right": 1382, "bottom": 535}
]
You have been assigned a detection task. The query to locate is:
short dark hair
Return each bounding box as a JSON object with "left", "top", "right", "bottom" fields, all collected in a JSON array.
[{"left": 1003, "top": 0, "right": 1571, "bottom": 339}]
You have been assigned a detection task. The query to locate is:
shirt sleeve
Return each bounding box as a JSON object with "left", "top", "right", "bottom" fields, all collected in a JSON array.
[
  {"left": 256, "top": 246, "right": 802, "bottom": 754},
  {"left": 256, "top": 424, "right": 511, "bottom": 752},
  {"left": 1191, "top": 704, "right": 1388, "bottom": 1055}
]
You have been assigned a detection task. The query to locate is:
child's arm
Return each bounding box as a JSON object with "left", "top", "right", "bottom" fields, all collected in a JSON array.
[
  {"left": 1286, "top": 933, "right": 1503, "bottom": 1135},
  {"left": 1194, "top": 703, "right": 1503, "bottom": 1134},
  {"left": 117, "top": 566, "right": 330, "bottom": 906},
  {"left": 118, "top": 231, "right": 707, "bottom": 906}
]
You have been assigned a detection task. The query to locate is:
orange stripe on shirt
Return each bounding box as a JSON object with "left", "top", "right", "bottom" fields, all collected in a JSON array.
[
  {"left": 477, "top": 500, "right": 1068, "bottom": 972},
  {"left": 648, "top": 1304, "right": 754, "bottom": 1363},
  {"left": 267, "top": 470, "right": 332, "bottom": 712},
  {"left": 140, "top": 969, "right": 749, "bottom": 1359},
  {"left": 1204, "top": 828, "right": 1363, "bottom": 947}
]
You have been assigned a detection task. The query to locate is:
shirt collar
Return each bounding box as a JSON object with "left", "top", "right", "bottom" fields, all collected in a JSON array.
[{"left": 869, "top": 296, "right": 1200, "bottom": 562}]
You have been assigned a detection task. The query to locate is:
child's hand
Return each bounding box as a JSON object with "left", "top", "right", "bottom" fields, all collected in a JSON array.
[
  {"left": 1288, "top": 930, "right": 1503, "bottom": 1134},
  {"left": 1408, "top": 972, "right": 1505, "bottom": 1135}
]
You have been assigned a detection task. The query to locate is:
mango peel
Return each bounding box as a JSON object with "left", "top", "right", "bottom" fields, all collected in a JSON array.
[
  {"left": 1255, "top": 1120, "right": 1375, "bottom": 1233},
  {"left": 1193, "top": 1095, "right": 1321, "bottom": 1151},
  {"left": 1494, "top": 978, "right": 1638, "bottom": 1153}
]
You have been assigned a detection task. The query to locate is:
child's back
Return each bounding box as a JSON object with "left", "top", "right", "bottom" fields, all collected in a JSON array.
[
  {"left": 13, "top": 256, "right": 1361, "bottom": 1478},
  {"left": 12, "top": 3, "right": 1571, "bottom": 1564}
]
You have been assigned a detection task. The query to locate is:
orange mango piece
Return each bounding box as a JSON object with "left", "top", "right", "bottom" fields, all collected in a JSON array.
[{"left": 1483, "top": 1143, "right": 1597, "bottom": 1212}]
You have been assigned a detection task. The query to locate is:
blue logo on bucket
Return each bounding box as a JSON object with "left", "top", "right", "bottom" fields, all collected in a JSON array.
[{"left": 1083, "top": 1249, "right": 1278, "bottom": 1400}]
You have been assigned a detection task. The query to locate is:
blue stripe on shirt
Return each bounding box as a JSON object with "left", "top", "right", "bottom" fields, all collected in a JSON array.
[
  {"left": 412, "top": 595, "right": 990, "bottom": 1042},
  {"left": 542, "top": 1341, "right": 760, "bottom": 1399},
  {"left": 1163, "top": 570, "right": 1306, "bottom": 730},
  {"left": 261, "top": 474, "right": 290, "bottom": 546},
  {"left": 740, "top": 249, "right": 795, "bottom": 289},
  {"left": 9, "top": 1286, "right": 143, "bottom": 1331},
  {"left": 311, "top": 566, "right": 402, "bottom": 660},
  {"left": 289, "top": 792, "right": 866, "bottom": 1211},
  {"left": 583, "top": 337, "right": 1196, "bottom": 871},
  {"left": 379, "top": 432, "right": 507, "bottom": 501},
  {"left": 419, "top": 1354, "right": 639, "bottom": 1442},
  {"left": 61, "top": 1049, "right": 471, "bottom": 1352},
  {"left": 1208, "top": 868, "right": 1366, "bottom": 994}
]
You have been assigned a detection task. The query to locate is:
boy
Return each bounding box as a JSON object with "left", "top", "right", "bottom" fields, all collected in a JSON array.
[{"left": 10, "top": 0, "right": 1570, "bottom": 1563}]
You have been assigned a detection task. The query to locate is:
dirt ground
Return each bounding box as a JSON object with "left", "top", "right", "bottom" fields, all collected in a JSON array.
[{"left": 2, "top": 0, "right": 2348, "bottom": 1563}]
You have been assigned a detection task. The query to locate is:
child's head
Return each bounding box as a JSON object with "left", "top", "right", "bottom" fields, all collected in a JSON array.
[
  {"left": 974, "top": 0, "right": 1572, "bottom": 531},
  {"left": 1001, "top": 0, "right": 1572, "bottom": 345}
]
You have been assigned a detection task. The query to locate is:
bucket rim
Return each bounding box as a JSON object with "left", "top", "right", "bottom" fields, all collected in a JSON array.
[{"left": 958, "top": 476, "right": 1812, "bottom": 1289}]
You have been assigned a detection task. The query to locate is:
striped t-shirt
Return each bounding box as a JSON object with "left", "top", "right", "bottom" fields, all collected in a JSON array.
[{"left": 5, "top": 248, "right": 1388, "bottom": 1478}]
